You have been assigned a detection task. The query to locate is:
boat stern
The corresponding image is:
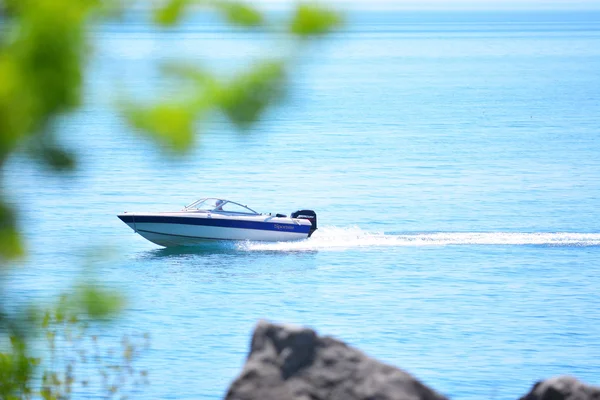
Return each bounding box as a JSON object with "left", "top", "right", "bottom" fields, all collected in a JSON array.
[{"left": 291, "top": 210, "right": 317, "bottom": 237}]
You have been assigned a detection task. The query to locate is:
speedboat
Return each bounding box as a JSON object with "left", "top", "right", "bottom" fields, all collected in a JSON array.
[{"left": 117, "top": 198, "right": 317, "bottom": 247}]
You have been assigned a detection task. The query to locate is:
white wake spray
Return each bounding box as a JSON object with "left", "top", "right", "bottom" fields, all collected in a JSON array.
[{"left": 238, "top": 226, "right": 600, "bottom": 251}]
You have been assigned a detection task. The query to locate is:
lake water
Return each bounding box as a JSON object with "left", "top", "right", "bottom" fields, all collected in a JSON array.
[{"left": 5, "top": 9, "right": 600, "bottom": 400}]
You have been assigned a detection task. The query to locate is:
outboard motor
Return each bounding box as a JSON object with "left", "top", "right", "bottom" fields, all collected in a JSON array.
[{"left": 291, "top": 210, "right": 317, "bottom": 237}]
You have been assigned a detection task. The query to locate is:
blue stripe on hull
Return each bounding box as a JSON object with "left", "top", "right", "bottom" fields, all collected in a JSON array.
[
  {"left": 137, "top": 229, "right": 238, "bottom": 241},
  {"left": 118, "top": 215, "right": 311, "bottom": 234}
]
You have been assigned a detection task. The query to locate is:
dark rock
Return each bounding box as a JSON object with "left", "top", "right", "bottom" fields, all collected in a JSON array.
[
  {"left": 520, "top": 376, "right": 600, "bottom": 400},
  {"left": 225, "top": 320, "right": 449, "bottom": 400}
]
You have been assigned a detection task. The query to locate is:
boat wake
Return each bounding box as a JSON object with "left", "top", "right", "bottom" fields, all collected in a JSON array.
[{"left": 238, "top": 226, "right": 600, "bottom": 251}]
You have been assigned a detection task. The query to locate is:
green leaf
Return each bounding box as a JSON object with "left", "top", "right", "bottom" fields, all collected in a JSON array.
[
  {"left": 55, "top": 294, "right": 69, "bottom": 323},
  {"left": 216, "top": 1, "right": 263, "bottom": 27},
  {"left": 0, "top": 336, "right": 34, "bottom": 398},
  {"left": 42, "top": 311, "right": 51, "bottom": 328},
  {"left": 153, "top": 0, "right": 191, "bottom": 26},
  {"left": 96, "top": 0, "right": 128, "bottom": 20},
  {"left": 125, "top": 103, "right": 197, "bottom": 153},
  {"left": 0, "top": 57, "right": 32, "bottom": 157},
  {"left": 27, "top": 357, "right": 41, "bottom": 366},
  {"left": 16, "top": 0, "right": 90, "bottom": 117},
  {"left": 217, "top": 60, "right": 287, "bottom": 129},
  {"left": 160, "top": 62, "right": 218, "bottom": 92},
  {"left": 23, "top": 130, "right": 78, "bottom": 171},
  {"left": 0, "top": 202, "right": 24, "bottom": 260},
  {"left": 0, "top": 226, "right": 25, "bottom": 261},
  {"left": 290, "top": 3, "right": 343, "bottom": 37},
  {"left": 76, "top": 284, "right": 124, "bottom": 318},
  {"left": 39, "top": 143, "right": 77, "bottom": 171},
  {"left": 41, "top": 388, "right": 56, "bottom": 400}
]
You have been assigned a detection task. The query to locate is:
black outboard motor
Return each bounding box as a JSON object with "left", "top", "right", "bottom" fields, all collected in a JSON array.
[{"left": 291, "top": 210, "right": 317, "bottom": 237}]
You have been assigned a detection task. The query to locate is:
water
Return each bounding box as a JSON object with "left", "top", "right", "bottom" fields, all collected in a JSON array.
[{"left": 5, "top": 9, "right": 600, "bottom": 400}]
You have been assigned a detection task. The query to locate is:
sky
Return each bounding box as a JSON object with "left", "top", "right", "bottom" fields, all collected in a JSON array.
[{"left": 250, "top": 0, "right": 600, "bottom": 10}]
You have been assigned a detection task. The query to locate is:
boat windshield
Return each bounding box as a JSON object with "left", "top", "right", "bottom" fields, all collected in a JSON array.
[
  {"left": 185, "top": 198, "right": 221, "bottom": 211},
  {"left": 184, "top": 198, "right": 259, "bottom": 214}
]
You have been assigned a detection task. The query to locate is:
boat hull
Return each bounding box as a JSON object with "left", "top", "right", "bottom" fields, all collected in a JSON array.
[{"left": 118, "top": 213, "right": 311, "bottom": 247}]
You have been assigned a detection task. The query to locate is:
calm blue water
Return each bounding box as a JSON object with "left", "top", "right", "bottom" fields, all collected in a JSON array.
[{"left": 5, "top": 9, "right": 600, "bottom": 400}]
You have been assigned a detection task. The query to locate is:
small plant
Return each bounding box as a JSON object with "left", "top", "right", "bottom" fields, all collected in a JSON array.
[{"left": 1, "top": 294, "right": 149, "bottom": 400}]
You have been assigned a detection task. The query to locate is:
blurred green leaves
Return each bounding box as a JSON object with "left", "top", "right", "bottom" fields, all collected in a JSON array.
[
  {"left": 0, "top": 0, "right": 342, "bottom": 397},
  {"left": 0, "top": 336, "right": 34, "bottom": 399},
  {"left": 0, "top": 285, "right": 125, "bottom": 398},
  {"left": 4, "top": 0, "right": 91, "bottom": 130},
  {"left": 154, "top": 0, "right": 265, "bottom": 28},
  {"left": 153, "top": 0, "right": 191, "bottom": 26},
  {"left": 124, "top": 59, "right": 287, "bottom": 151},
  {"left": 0, "top": 0, "right": 146, "bottom": 259},
  {"left": 0, "top": 0, "right": 95, "bottom": 260},
  {"left": 216, "top": 1, "right": 264, "bottom": 27},
  {"left": 43, "top": 285, "right": 123, "bottom": 326},
  {"left": 75, "top": 284, "right": 124, "bottom": 319},
  {"left": 36, "top": 292, "right": 144, "bottom": 399},
  {"left": 291, "top": 3, "right": 343, "bottom": 37},
  {"left": 127, "top": 102, "right": 198, "bottom": 153},
  {"left": 131, "top": 1, "right": 343, "bottom": 152},
  {"left": 0, "top": 202, "right": 24, "bottom": 261},
  {"left": 217, "top": 60, "right": 287, "bottom": 129}
]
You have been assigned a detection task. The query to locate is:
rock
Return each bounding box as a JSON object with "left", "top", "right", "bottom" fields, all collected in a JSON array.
[
  {"left": 520, "top": 376, "right": 600, "bottom": 400},
  {"left": 225, "top": 320, "right": 449, "bottom": 400}
]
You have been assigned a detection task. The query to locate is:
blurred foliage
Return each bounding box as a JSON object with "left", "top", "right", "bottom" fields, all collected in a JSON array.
[
  {"left": 154, "top": 0, "right": 265, "bottom": 28},
  {"left": 153, "top": 0, "right": 190, "bottom": 26},
  {"left": 0, "top": 0, "right": 342, "bottom": 397},
  {"left": 38, "top": 299, "right": 148, "bottom": 400},
  {"left": 0, "top": 337, "right": 35, "bottom": 399},
  {"left": 0, "top": 202, "right": 23, "bottom": 260},
  {"left": 0, "top": 297, "right": 147, "bottom": 399},
  {"left": 290, "top": 3, "right": 343, "bottom": 37},
  {"left": 0, "top": 0, "right": 95, "bottom": 260},
  {"left": 126, "top": 102, "right": 198, "bottom": 152},
  {"left": 216, "top": 60, "right": 288, "bottom": 129},
  {"left": 0, "top": 277, "right": 127, "bottom": 398},
  {"left": 130, "top": 0, "right": 343, "bottom": 152},
  {"left": 217, "top": 1, "right": 264, "bottom": 27}
]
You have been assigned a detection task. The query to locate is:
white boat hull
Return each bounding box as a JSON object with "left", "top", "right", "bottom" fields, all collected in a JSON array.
[{"left": 118, "top": 212, "right": 312, "bottom": 247}]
